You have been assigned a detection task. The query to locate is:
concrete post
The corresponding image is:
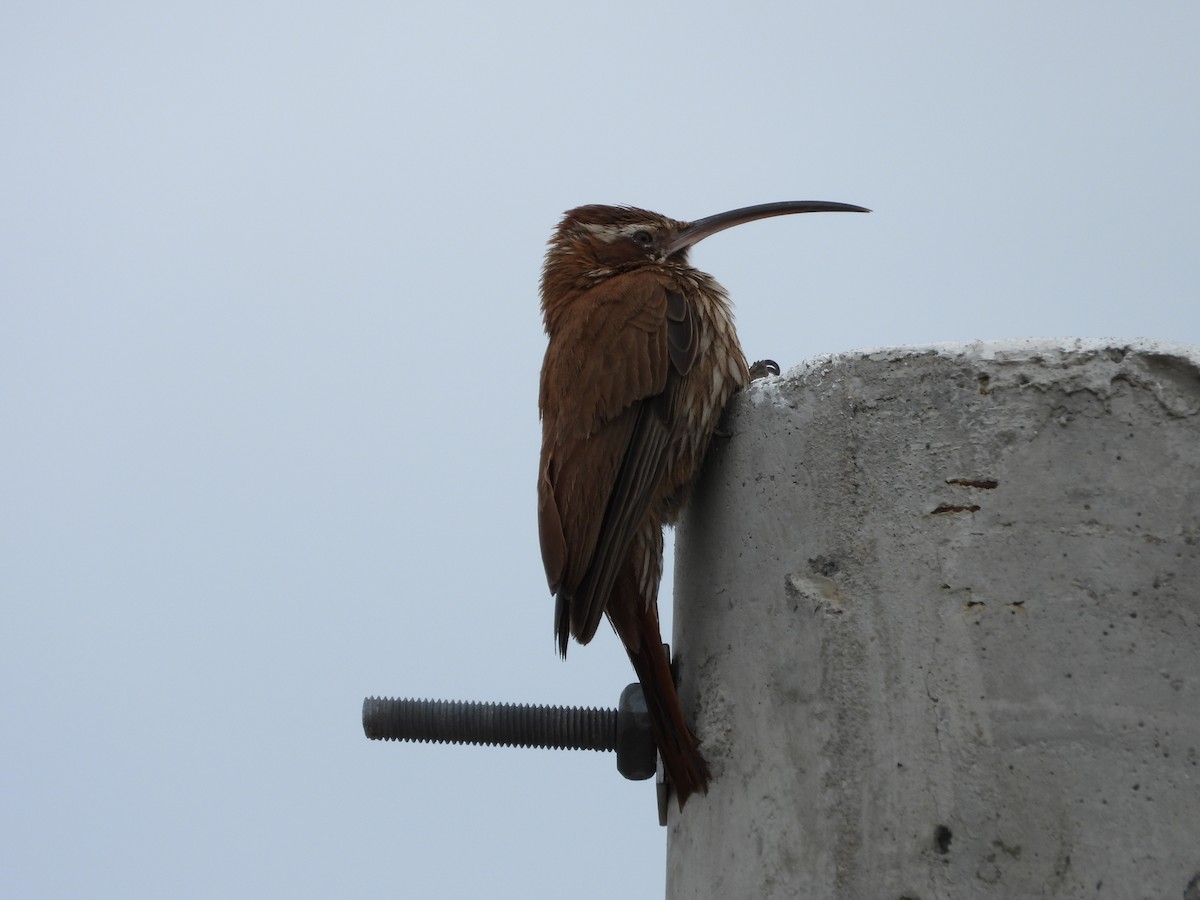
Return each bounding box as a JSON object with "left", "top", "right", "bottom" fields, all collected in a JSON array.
[{"left": 668, "top": 339, "right": 1200, "bottom": 900}]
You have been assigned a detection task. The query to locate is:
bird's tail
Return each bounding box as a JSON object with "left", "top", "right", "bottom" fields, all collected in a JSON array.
[{"left": 606, "top": 570, "right": 711, "bottom": 810}]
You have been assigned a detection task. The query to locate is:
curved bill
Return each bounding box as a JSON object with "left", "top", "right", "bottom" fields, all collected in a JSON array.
[{"left": 667, "top": 200, "right": 870, "bottom": 255}]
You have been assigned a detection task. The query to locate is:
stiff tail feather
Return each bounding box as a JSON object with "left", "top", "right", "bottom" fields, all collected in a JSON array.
[{"left": 606, "top": 573, "right": 711, "bottom": 809}]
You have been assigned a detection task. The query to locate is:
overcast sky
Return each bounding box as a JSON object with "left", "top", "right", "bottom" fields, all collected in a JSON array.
[{"left": 3, "top": 3, "right": 1198, "bottom": 898}]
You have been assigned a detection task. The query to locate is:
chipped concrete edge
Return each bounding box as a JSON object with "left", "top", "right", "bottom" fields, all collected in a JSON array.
[{"left": 749, "top": 338, "right": 1200, "bottom": 419}]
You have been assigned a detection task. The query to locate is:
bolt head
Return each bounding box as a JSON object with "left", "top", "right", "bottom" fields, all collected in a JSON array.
[{"left": 615, "top": 683, "right": 657, "bottom": 781}]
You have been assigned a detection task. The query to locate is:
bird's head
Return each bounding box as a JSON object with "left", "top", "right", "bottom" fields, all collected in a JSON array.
[
  {"left": 543, "top": 205, "right": 686, "bottom": 279},
  {"left": 540, "top": 201, "right": 870, "bottom": 313}
]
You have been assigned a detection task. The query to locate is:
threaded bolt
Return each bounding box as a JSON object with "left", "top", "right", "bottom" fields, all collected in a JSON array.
[
  {"left": 362, "top": 683, "right": 656, "bottom": 781},
  {"left": 362, "top": 697, "right": 616, "bottom": 751}
]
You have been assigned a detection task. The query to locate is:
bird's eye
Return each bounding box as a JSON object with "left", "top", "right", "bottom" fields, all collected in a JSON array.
[{"left": 630, "top": 230, "right": 653, "bottom": 246}]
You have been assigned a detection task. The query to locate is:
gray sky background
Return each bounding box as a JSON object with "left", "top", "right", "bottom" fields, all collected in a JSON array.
[{"left": 3, "top": 3, "right": 1197, "bottom": 898}]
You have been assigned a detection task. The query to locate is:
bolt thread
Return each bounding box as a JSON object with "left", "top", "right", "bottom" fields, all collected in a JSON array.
[{"left": 362, "top": 697, "right": 618, "bottom": 753}]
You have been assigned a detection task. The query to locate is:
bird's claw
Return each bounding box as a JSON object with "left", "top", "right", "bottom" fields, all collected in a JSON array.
[{"left": 749, "top": 359, "right": 781, "bottom": 381}]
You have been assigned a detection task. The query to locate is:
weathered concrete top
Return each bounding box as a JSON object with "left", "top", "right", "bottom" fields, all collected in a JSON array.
[{"left": 758, "top": 338, "right": 1200, "bottom": 417}]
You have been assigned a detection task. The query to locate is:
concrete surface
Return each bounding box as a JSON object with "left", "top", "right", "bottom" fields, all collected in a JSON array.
[{"left": 667, "top": 339, "right": 1200, "bottom": 900}]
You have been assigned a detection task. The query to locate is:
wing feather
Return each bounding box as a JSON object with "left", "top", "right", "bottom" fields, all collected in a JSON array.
[{"left": 538, "top": 272, "right": 694, "bottom": 652}]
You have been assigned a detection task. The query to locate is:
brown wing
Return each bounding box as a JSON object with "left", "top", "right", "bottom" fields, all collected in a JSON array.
[{"left": 538, "top": 273, "right": 696, "bottom": 654}]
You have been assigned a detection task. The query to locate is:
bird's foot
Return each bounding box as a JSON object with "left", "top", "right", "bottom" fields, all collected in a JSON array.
[{"left": 749, "top": 359, "right": 781, "bottom": 381}]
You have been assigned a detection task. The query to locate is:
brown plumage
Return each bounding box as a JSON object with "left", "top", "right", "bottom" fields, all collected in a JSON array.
[{"left": 537, "top": 201, "right": 869, "bottom": 808}]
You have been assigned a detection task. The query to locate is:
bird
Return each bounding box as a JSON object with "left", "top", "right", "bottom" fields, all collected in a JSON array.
[{"left": 537, "top": 200, "right": 869, "bottom": 808}]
